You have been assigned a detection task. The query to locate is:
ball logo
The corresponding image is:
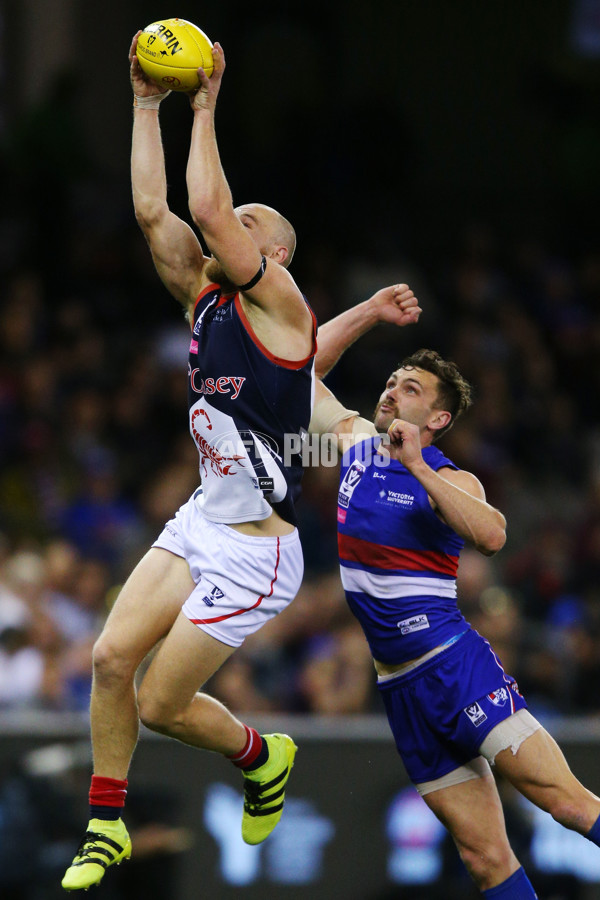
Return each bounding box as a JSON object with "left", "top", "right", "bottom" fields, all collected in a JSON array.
[{"left": 162, "top": 76, "right": 182, "bottom": 86}]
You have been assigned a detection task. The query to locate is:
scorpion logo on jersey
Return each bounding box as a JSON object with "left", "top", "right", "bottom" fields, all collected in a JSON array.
[{"left": 190, "top": 408, "right": 246, "bottom": 478}]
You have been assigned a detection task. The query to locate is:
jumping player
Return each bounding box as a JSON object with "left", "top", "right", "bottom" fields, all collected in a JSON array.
[
  {"left": 62, "top": 37, "right": 328, "bottom": 891},
  {"left": 308, "top": 299, "right": 600, "bottom": 899}
]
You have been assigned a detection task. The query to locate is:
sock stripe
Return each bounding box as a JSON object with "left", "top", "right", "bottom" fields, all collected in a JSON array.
[{"left": 229, "top": 725, "right": 262, "bottom": 768}]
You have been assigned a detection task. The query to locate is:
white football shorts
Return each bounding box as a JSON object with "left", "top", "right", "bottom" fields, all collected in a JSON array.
[{"left": 152, "top": 490, "right": 303, "bottom": 647}]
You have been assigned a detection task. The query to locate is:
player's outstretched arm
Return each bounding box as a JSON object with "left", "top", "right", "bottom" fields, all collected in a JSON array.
[
  {"left": 309, "top": 380, "right": 377, "bottom": 455},
  {"left": 315, "top": 284, "right": 422, "bottom": 378},
  {"left": 186, "top": 45, "right": 309, "bottom": 330},
  {"left": 130, "top": 32, "right": 207, "bottom": 318}
]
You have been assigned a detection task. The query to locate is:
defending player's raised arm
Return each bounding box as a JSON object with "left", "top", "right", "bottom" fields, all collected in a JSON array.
[
  {"left": 387, "top": 418, "right": 507, "bottom": 556},
  {"left": 309, "top": 380, "right": 377, "bottom": 454},
  {"left": 315, "top": 285, "right": 422, "bottom": 378},
  {"left": 186, "top": 45, "right": 310, "bottom": 331},
  {"left": 130, "top": 33, "right": 207, "bottom": 319}
]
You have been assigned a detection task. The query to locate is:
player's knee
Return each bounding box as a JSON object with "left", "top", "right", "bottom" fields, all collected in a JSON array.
[
  {"left": 548, "top": 796, "right": 590, "bottom": 833},
  {"left": 457, "top": 838, "right": 514, "bottom": 887},
  {"left": 137, "top": 685, "right": 183, "bottom": 736},
  {"left": 92, "top": 634, "right": 138, "bottom": 685}
]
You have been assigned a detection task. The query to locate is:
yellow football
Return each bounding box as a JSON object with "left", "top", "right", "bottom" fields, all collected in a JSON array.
[{"left": 136, "top": 18, "right": 213, "bottom": 92}]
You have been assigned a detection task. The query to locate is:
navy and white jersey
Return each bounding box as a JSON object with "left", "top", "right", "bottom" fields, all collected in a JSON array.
[
  {"left": 337, "top": 437, "right": 468, "bottom": 664},
  {"left": 188, "top": 282, "right": 316, "bottom": 526}
]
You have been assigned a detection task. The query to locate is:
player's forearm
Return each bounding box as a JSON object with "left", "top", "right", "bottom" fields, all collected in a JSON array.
[
  {"left": 131, "top": 110, "right": 169, "bottom": 227},
  {"left": 186, "top": 109, "right": 232, "bottom": 226},
  {"left": 315, "top": 299, "right": 379, "bottom": 378},
  {"left": 409, "top": 461, "right": 507, "bottom": 555}
]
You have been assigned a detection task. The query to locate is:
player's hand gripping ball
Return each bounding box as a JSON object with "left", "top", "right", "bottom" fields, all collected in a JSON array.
[{"left": 136, "top": 18, "right": 213, "bottom": 91}]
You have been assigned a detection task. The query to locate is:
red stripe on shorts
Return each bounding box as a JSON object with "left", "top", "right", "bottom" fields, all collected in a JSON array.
[{"left": 190, "top": 538, "right": 281, "bottom": 625}]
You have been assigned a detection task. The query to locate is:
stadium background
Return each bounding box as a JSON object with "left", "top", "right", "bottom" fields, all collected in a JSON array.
[{"left": 1, "top": 1, "right": 600, "bottom": 897}]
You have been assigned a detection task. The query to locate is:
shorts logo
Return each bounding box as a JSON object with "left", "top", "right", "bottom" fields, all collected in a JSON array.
[
  {"left": 464, "top": 702, "right": 488, "bottom": 727},
  {"left": 397, "top": 614, "right": 430, "bottom": 635},
  {"left": 201, "top": 585, "right": 225, "bottom": 607},
  {"left": 488, "top": 688, "right": 508, "bottom": 707}
]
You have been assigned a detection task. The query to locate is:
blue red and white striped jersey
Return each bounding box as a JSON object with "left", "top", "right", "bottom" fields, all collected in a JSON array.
[
  {"left": 188, "top": 282, "right": 316, "bottom": 526},
  {"left": 337, "top": 436, "right": 468, "bottom": 664}
]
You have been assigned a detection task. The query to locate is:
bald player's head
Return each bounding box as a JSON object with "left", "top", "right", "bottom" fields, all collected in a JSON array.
[{"left": 235, "top": 203, "right": 296, "bottom": 268}]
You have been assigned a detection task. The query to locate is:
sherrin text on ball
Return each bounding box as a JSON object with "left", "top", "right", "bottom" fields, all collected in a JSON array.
[{"left": 136, "top": 18, "right": 213, "bottom": 92}]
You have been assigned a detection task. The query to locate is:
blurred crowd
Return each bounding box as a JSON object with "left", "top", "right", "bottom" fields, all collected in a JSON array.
[
  {"left": 1, "top": 207, "right": 599, "bottom": 723},
  {"left": 1, "top": 75, "right": 600, "bottom": 724}
]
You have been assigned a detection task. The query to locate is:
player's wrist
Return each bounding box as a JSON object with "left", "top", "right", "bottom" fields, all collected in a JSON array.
[
  {"left": 133, "top": 91, "right": 171, "bottom": 109},
  {"left": 364, "top": 295, "right": 387, "bottom": 327}
]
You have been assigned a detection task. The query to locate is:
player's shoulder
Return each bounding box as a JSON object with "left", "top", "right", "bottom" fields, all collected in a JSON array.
[{"left": 423, "top": 444, "right": 458, "bottom": 472}]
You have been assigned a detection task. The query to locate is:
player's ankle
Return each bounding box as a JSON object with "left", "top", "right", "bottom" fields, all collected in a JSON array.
[{"left": 227, "top": 725, "right": 269, "bottom": 769}]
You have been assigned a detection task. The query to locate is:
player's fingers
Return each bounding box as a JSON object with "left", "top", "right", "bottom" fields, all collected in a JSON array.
[
  {"left": 399, "top": 296, "right": 419, "bottom": 308},
  {"left": 129, "top": 31, "right": 142, "bottom": 60},
  {"left": 196, "top": 67, "right": 210, "bottom": 88},
  {"left": 212, "top": 42, "right": 226, "bottom": 76}
]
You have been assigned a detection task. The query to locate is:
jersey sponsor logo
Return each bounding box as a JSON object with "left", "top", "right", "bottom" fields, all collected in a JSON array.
[
  {"left": 464, "top": 702, "right": 488, "bottom": 727},
  {"left": 188, "top": 366, "right": 246, "bottom": 399},
  {"left": 373, "top": 472, "right": 386, "bottom": 480},
  {"left": 487, "top": 688, "right": 509, "bottom": 707},
  {"left": 189, "top": 338, "right": 199, "bottom": 355},
  {"left": 337, "top": 508, "right": 347, "bottom": 524},
  {"left": 338, "top": 461, "right": 366, "bottom": 509},
  {"left": 387, "top": 491, "right": 415, "bottom": 505},
  {"left": 397, "top": 614, "right": 430, "bottom": 635},
  {"left": 201, "top": 585, "right": 226, "bottom": 607}
]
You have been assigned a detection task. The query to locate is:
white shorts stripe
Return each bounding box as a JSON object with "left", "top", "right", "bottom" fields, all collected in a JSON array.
[{"left": 340, "top": 565, "right": 457, "bottom": 600}]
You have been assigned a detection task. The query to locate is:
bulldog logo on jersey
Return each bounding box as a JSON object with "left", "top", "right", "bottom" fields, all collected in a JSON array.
[{"left": 338, "top": 460, "right": 366, "bottom": 509}]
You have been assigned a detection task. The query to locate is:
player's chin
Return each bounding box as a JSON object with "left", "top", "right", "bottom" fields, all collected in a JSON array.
[{"left": 374, "top": 412, "right": 394, "bottom": 433}]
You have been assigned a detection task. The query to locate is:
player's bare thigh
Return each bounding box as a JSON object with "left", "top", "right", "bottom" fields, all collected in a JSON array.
[
  {"left": 423, "top": 770, "right": 518, "bottom": 881},
  {"left": 493, "top": 727, "right": 600, "bottom": 830},
  {"left": 140, "top": 611, "right": 237, "bottom": 715},
  {"left": 96, "top": 548, "right": 195, "bottom": 666}
]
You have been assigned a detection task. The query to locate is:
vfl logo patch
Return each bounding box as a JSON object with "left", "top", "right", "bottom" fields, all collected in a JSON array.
[
  {"left": 201, "top": 585, "right": 225, "bottom": 607},
  {"left": 397, "top": 614, "right": 430, "bottom": 635},
  {"left": 488, "top": 688, "right": 508, "bottom": 707},
  {"left": 464, "top": 702, "right": 487, "bottom": 727},
  {"left": 338, "top": 460, "right": 366, "bottom": 509}
]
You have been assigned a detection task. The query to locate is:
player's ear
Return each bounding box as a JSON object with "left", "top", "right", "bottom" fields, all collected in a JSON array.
[
  {"left": 429, "top": 409, "right": 452, "bottom": 433},
  {"left": 268, "top": 245, "right": 288, "bottom": 265}
]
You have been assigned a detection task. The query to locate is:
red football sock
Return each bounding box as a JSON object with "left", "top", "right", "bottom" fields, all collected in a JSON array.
[
  {"left": 89, "top": 775, "right": 128, "bottom": 821},
  {"left": 228, "top": 725, "right": 265, "bottom": 769}
]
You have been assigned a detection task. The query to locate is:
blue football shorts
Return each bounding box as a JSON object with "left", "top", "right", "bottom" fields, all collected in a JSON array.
[{"left": 377, "top": 627, "right": 527, "bottom": 784}]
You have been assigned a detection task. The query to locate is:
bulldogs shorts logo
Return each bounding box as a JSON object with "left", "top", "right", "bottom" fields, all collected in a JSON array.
[
  {"left": 487, "top": 688, "right": 509, "bottom": 707},
  {"left": 464, "top": 702, "right": 488, "bottom": 727}
]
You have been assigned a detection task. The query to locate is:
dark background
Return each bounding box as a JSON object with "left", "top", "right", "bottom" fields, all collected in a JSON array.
[{"left": 2, "top": 2, "right": 600, "bottom": 897}]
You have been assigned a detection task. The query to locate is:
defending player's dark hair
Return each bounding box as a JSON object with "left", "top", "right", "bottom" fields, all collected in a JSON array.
[{"left": 398, "top": 348, "right": 473, "bottom": 440}]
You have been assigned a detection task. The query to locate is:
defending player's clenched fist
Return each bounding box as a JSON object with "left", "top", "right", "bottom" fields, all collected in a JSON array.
[{"left": 387, "top": 418, "right": 423, "bottom": 468}]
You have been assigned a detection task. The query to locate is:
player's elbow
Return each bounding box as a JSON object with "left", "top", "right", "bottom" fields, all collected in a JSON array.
[
  {"left": 477, "top": 522, "right": 507, "bottom": 556},
  {"left": 134, "top": 195, "right": 169, "bottom": 233},
  {"left": 188, "top": 190, "right": 233, "bottom": 232}
]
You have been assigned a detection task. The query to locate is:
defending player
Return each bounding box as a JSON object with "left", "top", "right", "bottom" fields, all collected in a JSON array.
[
  {"left": 63, "top": 37, "right": 319, "bottom": 891},
  {"left": 308, "top": 300, "right": 600, "bottom": 899}
]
